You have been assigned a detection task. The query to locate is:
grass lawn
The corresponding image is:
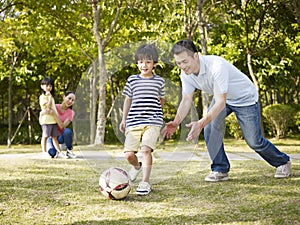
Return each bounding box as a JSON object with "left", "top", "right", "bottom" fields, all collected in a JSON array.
[{"left": 0, "top": 139, "right": 299, "bottom": 225}]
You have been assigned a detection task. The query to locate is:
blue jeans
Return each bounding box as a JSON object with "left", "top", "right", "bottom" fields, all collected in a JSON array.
[
  {"left": 47, "top": 128, "right": 73, "bottom": 154},
  {"left": 204, "top": 101, "right": 290, "bottom": 173}
]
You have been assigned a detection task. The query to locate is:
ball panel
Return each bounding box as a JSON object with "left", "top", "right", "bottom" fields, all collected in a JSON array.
[{"left": 99, "top": 167, "right": 131, "bottom": 200}]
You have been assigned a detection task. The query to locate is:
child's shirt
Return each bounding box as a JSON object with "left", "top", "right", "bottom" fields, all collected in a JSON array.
[
  {"left": 39, "top": 93, "right": 58, "bottom": 125},
  {"left": 122, "top": 74, "right": 165, "bottom": 128}
]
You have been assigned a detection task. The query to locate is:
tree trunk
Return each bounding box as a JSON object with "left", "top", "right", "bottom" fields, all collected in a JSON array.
[
  {"left": 94, "top": 50, "right": 107, "bottom": 145},
  {"left": 7, "top": 51, "right": 18, "bottom": 148},
  {"left": 247, "top": 52, "right": 264, "bottom": 135},
  {"left": 89, "top": 61, "right": 97, "bottom": 144}
]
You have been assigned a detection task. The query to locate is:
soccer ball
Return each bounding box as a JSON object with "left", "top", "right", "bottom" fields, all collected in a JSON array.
[{"left": 99, "top": 167, "right": 131, "bottom": 200}]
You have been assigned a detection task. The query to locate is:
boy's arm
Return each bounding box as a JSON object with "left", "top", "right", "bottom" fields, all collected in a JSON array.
[
  {"left": 160, "top": 97, "right": 165, "bottom": 108},
  {"left": 119, "top": 96, "right": 132, "bottom": 132}
]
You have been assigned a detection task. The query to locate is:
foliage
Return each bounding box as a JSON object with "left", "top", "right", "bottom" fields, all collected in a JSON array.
[
  {"left": 226, "top": 113, "right": 243, "bottom": 140},
  {"left": 0, "top": 0, "right": 299, "bottom": 145},
  {"left": 262, "top": 104, "right": 298, "bottom": 139}
]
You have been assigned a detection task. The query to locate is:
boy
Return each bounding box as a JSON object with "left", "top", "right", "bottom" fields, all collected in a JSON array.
[{"left": 119, "top": 44, "right": 165, "bottom": 195}]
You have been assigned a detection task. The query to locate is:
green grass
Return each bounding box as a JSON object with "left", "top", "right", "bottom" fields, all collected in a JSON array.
[{"left": 0, "top": 139, "right": 299, "bottom": 225}]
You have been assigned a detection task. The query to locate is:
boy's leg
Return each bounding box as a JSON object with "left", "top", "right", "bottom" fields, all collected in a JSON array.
[
  {"left": 124, "top": 151, "right": 141, "bottom": 169},
  {"left": 124, "top": 127, "right": 143, "bottom": 181},
  {"left": 140, "top": 146, "right": 152, "bottom": 183}
]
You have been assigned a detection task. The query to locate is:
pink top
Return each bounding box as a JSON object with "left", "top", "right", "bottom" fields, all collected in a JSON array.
[{"left": 55, "top": 104, "right": 75, "bottom": 135}]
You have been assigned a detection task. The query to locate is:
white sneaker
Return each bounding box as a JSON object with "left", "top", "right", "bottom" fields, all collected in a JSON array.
[
  {"left": 136, "top": 181, "right": 151, "bottom": 195},
  {"left": 67, "top": 150, "right": 76, "bottom": 159},
  {"left": 274, "top": 161, "right": 291, "bottom": 178},
  {"left": 128, "top": 162, "right": 142, "bottom": 182},
  {"left": 205, "top": 171, "right": 229, "bottom": 182},
  {"left": 56, "top": 151, "right": 68, "bottom": 159}
]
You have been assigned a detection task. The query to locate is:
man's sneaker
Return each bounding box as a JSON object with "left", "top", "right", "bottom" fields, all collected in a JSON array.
[
  {"left": 56, "top": 151, "right": 68, "bottom": 159},
  {"left": 274, "top": 161, "right": 291, "bottom": 178},
  {"left": 136, "top": 181, "right": 151, "bottom": 195},
  {"left": 67, "top": 150, "right": 76, "bottom": 159},
  {"left": 128, "top": 162, "right": 142, "bottom": 182},
  {"left": 205, "top": 171, "right": 229, "bottom": 182}
]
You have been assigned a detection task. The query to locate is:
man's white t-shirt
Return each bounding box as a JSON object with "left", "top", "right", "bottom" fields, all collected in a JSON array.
[{"left": 180, "top": 55, "right": 258, "bottom": 107}]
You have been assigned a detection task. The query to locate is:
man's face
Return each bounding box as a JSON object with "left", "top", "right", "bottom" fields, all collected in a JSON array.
[{"left": 174, "top": 51, "right": 199, "bottom": 75}]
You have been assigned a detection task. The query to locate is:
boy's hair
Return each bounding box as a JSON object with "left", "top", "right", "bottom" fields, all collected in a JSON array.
[
  {"left": 171, "top": 39, "right": 198, "bottom": 57},
  {"left": 40, "top": 77, "right": 55, "bottom": 96},
  {"left": 135, "top": 44, "right": 159, "bottom": 63}
]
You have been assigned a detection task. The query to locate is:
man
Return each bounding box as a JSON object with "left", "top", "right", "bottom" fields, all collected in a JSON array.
[{"left": 163, "top": 39, "right": 291, "bottom": 182}]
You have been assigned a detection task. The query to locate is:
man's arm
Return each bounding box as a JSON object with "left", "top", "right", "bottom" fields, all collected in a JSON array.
[
  {"left": 162, "top": 92, "right": 194, "bottom": 139},
  {"left": 186, "top": 93, "right": 226, "bottom": 141}
]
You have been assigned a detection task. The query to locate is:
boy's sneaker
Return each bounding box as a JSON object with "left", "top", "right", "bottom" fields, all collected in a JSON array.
[
  {"left": 67, "top": 150, "right": 76, "bottom": 159},
  {"left": 274, "top": 161, "right": 291, "bottom": 178},
  {"left": 128, "top": 162, "right": 142, "bottom": 182},
  {"left": 56, "top": 151, "right": 68, "bottom": 159},
  {"left": 136, "top": 181, "right": 151, "bottom": 195},
  {"left": 205, "top": 171, "right": 229, "bottom": 182}
]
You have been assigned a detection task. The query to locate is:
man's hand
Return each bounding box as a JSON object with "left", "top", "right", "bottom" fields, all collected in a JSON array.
[
  {"left": 161, "top": 121, "right": 179, "bottom": 139},
  {"left": 185, "top": 120, "right": 204, "bottom": 141}
]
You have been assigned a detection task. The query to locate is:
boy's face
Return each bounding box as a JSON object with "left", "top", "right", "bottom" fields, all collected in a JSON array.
[
  {"left": 174, "top": 51, "right": 199, "bottom": 75},
  {"left": 137, "top": 59, "right": 156, "bottom": 77},
  {"left": 41, "top": 84, "right": 52, "bottom": 93}
]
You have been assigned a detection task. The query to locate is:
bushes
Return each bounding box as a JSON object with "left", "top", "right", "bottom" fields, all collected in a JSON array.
[
  {"left": 226, "top": 113, "right": 243, "bottom": 139},
  {"left": 262, "top": 104, "right": 299, "bottom": 139},
  {"left": 225, "top": 104, "right": 300, "bottom": 140}
]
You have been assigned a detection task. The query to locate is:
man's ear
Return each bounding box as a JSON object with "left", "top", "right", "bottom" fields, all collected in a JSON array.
[{"left": 193, "top": 52, "right": 199, "bottom": 59}]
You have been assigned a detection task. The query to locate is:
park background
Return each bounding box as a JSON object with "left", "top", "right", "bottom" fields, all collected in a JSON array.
[
  {"left": 0, "top": 0, "right": 300, "bottom": 146},
  {"left": 0, "top": 1, "right": 299, "bottom": 225}
]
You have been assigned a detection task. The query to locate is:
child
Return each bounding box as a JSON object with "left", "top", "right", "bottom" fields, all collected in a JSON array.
[
  {"left": 119, "top": 44, "right": 165, "bottom": 195},
  {"left": 39, "top": 77, "right": 66, "bottom": 159}
]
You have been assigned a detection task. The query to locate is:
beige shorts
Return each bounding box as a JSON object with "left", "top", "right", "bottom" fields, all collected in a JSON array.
[{"left": 124, "top": 125, "right": 161, "bottom": 152}]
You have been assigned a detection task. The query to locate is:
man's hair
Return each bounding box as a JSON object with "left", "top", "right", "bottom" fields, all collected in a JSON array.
[
  {"left": 40, "top": 77, "right": 55, "bottom": 96},
  {"left": 171, "top": 39, "right": 198, "bottom": 56},
  {"left": 135, "top": 44, "right": 159, "bottom": 63}
]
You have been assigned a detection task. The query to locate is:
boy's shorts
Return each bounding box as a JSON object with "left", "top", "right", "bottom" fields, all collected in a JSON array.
[
  {"left": 124, "top": 125, "right": 161, "bottom": 152},
  {"left": 41, "top": 124, "right": 58, "bottom": 137}
]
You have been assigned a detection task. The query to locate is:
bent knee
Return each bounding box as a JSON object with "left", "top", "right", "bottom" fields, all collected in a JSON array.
[{"left": 124, "top": 151, "right": 136, "bottom": 160}]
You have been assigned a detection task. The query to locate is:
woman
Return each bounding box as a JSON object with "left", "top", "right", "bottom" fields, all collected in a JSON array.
[{"left": 47, "top": 91, "right": 76, "bottom": 159}]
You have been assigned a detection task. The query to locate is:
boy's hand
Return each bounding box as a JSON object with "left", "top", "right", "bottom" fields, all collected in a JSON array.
[{"left": 119, "top": 121, "right": 126, "bottom": 133}]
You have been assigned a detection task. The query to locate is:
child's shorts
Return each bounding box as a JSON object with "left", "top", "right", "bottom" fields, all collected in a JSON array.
[
  {"left": 124, "top": 125, "right": 161, "bottom": 152},
  {"left": 41, "top": 124, "right": 58, "bottom": 137}
]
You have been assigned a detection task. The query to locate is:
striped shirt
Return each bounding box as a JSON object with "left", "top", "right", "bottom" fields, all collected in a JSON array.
[{"left": 122, "top": 74, "right": 165, "bottom": 128}]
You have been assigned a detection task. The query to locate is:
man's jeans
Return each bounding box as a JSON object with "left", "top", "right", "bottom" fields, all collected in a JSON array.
[
  {"left": 47, "top": 128, "right": 73, "bottom": 153},
  {"left": 204, "top": 101, "right": 290, "bottom": 173}
]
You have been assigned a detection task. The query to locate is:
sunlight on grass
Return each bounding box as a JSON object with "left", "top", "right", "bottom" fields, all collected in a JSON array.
[{"left": 0, "top": 140, "right": 299, "bottom": 224}]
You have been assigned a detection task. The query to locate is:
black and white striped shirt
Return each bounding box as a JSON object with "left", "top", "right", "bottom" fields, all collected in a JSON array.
[{"left": 122, "top": 74, "right": 165, "bottom": 128}]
